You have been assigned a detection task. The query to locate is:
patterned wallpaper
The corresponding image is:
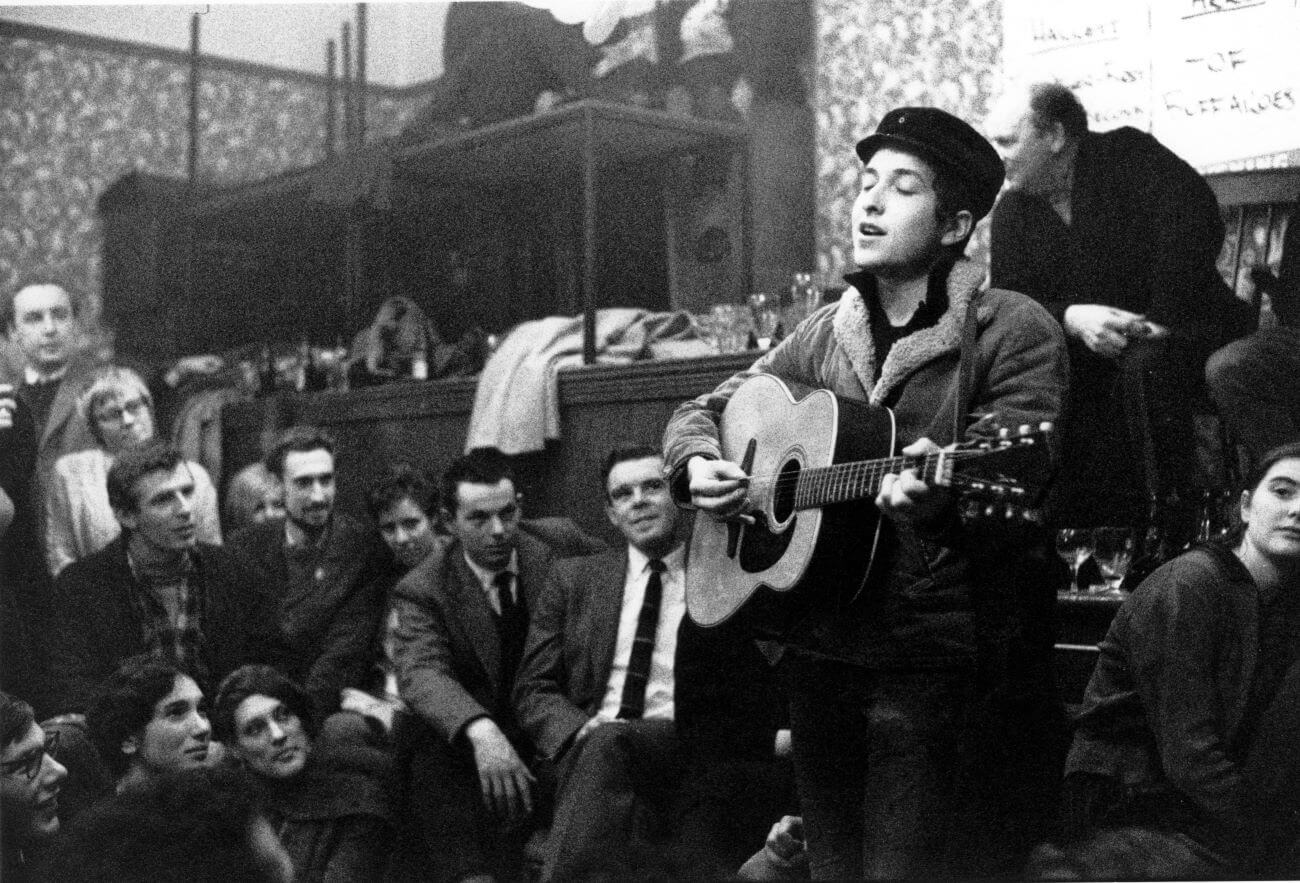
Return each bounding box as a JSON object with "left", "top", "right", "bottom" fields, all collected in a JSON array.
[
  {"left": 0, "top": 30, "right": 423, "bottom": 320},
  {"left": 812, "top": 0, "right": 1003, "bottom": 281}
]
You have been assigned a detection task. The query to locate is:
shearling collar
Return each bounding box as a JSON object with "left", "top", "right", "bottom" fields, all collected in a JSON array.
[{"left": 833, "top": 259, "right": 985, "bottom": 405}]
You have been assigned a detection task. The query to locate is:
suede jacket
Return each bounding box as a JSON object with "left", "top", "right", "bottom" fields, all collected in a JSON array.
[{"left": 662, "top": 259, "right": 1068, "bottom": 668}]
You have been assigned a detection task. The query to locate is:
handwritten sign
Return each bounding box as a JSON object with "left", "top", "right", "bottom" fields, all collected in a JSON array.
[{"left": 1002, "top": 0, "right": 1300, "bottom": 171}]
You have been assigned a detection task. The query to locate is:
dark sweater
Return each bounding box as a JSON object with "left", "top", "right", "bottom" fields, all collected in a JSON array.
[
  {"left": 227, "top": 514, "right": 386, "bottom": 720},
  {"left": 46, "top": 537, "right": 288, "bottom": 715}
]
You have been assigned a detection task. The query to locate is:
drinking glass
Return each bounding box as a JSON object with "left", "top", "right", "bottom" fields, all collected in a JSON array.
[
  {"left": 748, "top": 292, "right": 781, "bottom": 348},
  {"left": 1055, "top": 528, "right": 1094, "bottom": 592},
  {"left": 1091, "top": 527, "right": 1134, "bottom": 596},
  {"left": 710, "top": 304, "right": 752, "bottom": 354}
]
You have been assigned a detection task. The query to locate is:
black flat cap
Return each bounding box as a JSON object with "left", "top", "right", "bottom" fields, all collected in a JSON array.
[{"left": 855, "top": 107, "right": 1005, "bottom": 221}]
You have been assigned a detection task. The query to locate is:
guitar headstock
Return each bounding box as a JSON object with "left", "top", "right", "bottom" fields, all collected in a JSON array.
[{"left": 942, "top": 421, "right": 1054, "bottom": 522}]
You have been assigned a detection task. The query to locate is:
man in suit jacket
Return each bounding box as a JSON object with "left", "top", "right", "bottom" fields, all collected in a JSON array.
[
  {"left": 2, "top": 279, "right": 101, "bottom": 538},
  {"left": 515, "top": 445, "right": 784, "bottom": 881},
  {"left": 389, "top": 448, "right": 602, "bottom": 883},
  {"left": 227, "top": 426, "right": 386, "bottom": 722}
]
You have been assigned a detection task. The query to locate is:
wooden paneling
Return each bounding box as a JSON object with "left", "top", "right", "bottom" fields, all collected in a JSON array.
[{"left": 221, "top": 352, "right": 756, "bottom": 541}]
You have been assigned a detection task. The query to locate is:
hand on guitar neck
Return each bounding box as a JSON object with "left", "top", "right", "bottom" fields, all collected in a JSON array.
[
  {"left": 874, "top": 437, "right": 952, "bottom": 527},
  {"left": 687, "top": 436, "right": 951, "bottom": 529}
]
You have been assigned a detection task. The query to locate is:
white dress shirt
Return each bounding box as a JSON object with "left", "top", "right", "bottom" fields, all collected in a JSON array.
[
  {"left": 463, "top": 549, "right": 520, "bottom": 616},
  {"left": 598, "top": 544, "right": 687, "bottom": 721}
]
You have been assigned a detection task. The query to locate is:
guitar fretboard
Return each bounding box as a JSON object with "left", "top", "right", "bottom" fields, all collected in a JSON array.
[{"left": 792, "top": 453, "right": 945, "bottom": 510}]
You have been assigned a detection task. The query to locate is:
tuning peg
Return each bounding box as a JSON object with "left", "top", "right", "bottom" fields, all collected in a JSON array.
[
  {"left": 1018, "top": 423, "right": 1031, "bottom": 436},
  {"left": 1039, "top": 421, "right": 1053, "bottom": 433},
  {"left": 998, "top": 427, "right": 1010, "bottom": 439}
]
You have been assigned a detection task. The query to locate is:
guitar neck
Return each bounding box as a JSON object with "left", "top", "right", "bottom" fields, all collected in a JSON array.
[{"left": 794, "top": 453, "right": 946, "bottom": 510}]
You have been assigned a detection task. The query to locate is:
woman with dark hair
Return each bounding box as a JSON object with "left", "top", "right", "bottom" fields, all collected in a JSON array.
[
  {"left": 86, "top": 655, "right": 214, "bottom": 790},
  {"left": 1030, "top": 441, "right": 1300, "bottom": 879},
  {"left": 212, "top": 665, "right": 392, "bottom": 882}
]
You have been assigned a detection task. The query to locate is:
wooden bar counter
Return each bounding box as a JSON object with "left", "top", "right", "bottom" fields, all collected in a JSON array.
[{"left": 222, "top": 351, "right": 757, "bottom": 544}]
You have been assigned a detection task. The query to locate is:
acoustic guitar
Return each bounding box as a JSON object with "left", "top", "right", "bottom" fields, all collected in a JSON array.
[{"left": 685, "top": 373, "right": 1053, "bottom": 629}]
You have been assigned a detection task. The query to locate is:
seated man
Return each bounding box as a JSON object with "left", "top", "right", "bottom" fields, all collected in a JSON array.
[
  {"left": 227, "top": 426, "right": 386, "bottom": 721},
  {"left": 344, "top": 463, "right": 447, "bottom": 729},
  {"left": 45, "top": 365, "right": 221, "bottom": 576},
  {"left": 85, "top": 655, "right": 216, "bottom": 791},
  {"left": 389, "top": 448, "right": 602, "bottom": 883},
  {"left": 987, "top": 81, "right": 1254, "bottom": 527},
  {"left": 1205, "top": 210, "right": 1300, "bottom": 473},
  {"left": 45, "top": 441, "right": 286, "bottom": 719},
  {"left": 1, "top": 690, "right": 69, "bottom": 883},
  {"left": 1028, "top": 443, "right": 1300, "bottom": 879},
  {"left": 515, "top": 445, "right": 792, "bottom": 879}
]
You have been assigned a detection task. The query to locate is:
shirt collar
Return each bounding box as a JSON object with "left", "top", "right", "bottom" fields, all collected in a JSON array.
[
  {"left": 844, "top": 262, "right": 951, "bottom": 332},
  {"left": 463, "top": 548, "right": 519, "bottom": 595},
  {"left": 626, "top": 542, "right": 685, "bottom": 577},
  {"left": 24, "top": 364, "right": 67, "bottom": 386},
  {"left": 284, "top": 515, "right": 332, "bottom": 551}
]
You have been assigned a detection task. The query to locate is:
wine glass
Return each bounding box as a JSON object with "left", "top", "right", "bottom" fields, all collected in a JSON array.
[
  {"left": 1056, "top": 528, "right": 1094, "bottom": 592},
  {"left": 1091, "top": 527, "right": 1135, "bottom": 596}
]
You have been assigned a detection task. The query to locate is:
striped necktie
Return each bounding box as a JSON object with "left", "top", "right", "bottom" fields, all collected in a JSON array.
[{"left": 617, "top": 558, "right": 666, "bottom": 719}]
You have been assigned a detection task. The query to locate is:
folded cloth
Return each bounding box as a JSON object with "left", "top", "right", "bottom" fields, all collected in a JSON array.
[
  {"left": 465, "top": 309, "right": 643, "bottom": 454},
  {"left": 464, "top": 308, "right": 711, "bottom": 454}
]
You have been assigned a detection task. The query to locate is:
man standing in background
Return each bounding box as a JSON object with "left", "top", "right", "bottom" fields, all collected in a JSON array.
[{"left": 986, "top": 81, "right": 1254, "bottom": 530}]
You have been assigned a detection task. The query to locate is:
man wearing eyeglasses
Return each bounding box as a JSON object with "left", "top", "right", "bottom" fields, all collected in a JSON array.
[{"left": 1, "top": 690, "right": 68, "bottom": 882}]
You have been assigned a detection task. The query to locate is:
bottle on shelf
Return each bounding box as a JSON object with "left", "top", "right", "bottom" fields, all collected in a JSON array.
[
  {"left": 1122, "top": 494, "right": 1172, "bottom": 590},
  {"left": 410, "top": 342, "right": 429, "bottom": 381},
  {"left": 295, "top": 336, "right": 310, "bottom": 393},
  {"left": 258, "top": 342, "right": 276, "bottom": 395}
]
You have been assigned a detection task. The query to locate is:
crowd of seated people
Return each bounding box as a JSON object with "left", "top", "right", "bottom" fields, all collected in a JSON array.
[{"left": 1, "top": 79, "right": 1299, "bottom": 882}]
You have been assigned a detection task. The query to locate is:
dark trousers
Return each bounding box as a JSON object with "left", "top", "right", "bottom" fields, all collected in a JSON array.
[
  {"left": 388, "top": 715, "right": 538, "bottom": 883},
  {"left": 673, "top": 756, "right": 797, "bottom": 877},
  {"left": 543, "top": 718, "right": 684, "bottom": 881},
  {"left": 784, "top": 654, "right": 974, "bottom": 880},
  {"left": 1206, "top": 327, "right": 1300, "bottom": 471},
  {"left": 1054, "top": 336, "right": 1217, "bottom": 526}
]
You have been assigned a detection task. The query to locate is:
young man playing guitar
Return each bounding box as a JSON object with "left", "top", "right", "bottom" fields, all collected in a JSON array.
[{"left": 663, "top": 108, "right": 1069, "bottom": 878}]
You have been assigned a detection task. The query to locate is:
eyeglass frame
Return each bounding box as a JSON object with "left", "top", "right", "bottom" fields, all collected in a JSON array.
[
  {"left": 1, "top": 730, "right": 59, "bottom": 782},
  {"left": 93, "top": 395, "right": 150, "bottom": 426}
]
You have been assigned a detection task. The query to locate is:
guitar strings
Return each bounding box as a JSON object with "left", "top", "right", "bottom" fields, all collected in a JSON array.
[{"left": 737, "top": 447, "right": 1018, "bottom": 485}]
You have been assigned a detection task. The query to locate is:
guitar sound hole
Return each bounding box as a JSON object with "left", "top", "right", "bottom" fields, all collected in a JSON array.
[{"left": 773, "top": 458, "right": 799, "bottom": 524}]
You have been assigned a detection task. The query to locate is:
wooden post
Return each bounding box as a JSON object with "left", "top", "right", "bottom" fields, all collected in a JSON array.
[
  {"left": 356, "top": 3, "right": 367, "bottom": 148},
  {"left": 325, "top": 40, "right": 337, "bottom": 159},
  {"left": 341, "top": 22, "right": 353, "bottom": 152},
  {"left": 582, "top": 105, "right": 597, "bottom": 364},
  {"left": 188, "top": 13, "right": 200, "bottom": 184}
]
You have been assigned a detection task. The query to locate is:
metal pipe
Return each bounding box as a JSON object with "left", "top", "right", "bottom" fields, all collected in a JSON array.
[
  {"left": 356, "top": 3, "right": 367, "bottom": 148},
  {"left": 188, "top": 12, "right": 200, "bottom": 183},
  {"left": 325, "top": 39, "right": 336, "bottom": 159},
  {"left": 341, "top": 22, "right": 353, "bottom": 152},
  {"left": 582, "top": 105, "right": 597, "bottom": 364}
]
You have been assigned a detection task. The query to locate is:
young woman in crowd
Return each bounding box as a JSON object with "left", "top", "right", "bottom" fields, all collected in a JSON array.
[
  {"left": 1031, "top": 441, "right": 1300, "bottom": 879},
  {"left": 212, "top": 664, "right": 393, "bottom": 882},
  {"left": 86, "top": 656, "right": 216, "bottom": 792},
  {"left": 222, "top": 461, "right": 286, "bottom": 536},
  {"left": 44, "top": 365, "right": 220, "bottom": 576}
]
